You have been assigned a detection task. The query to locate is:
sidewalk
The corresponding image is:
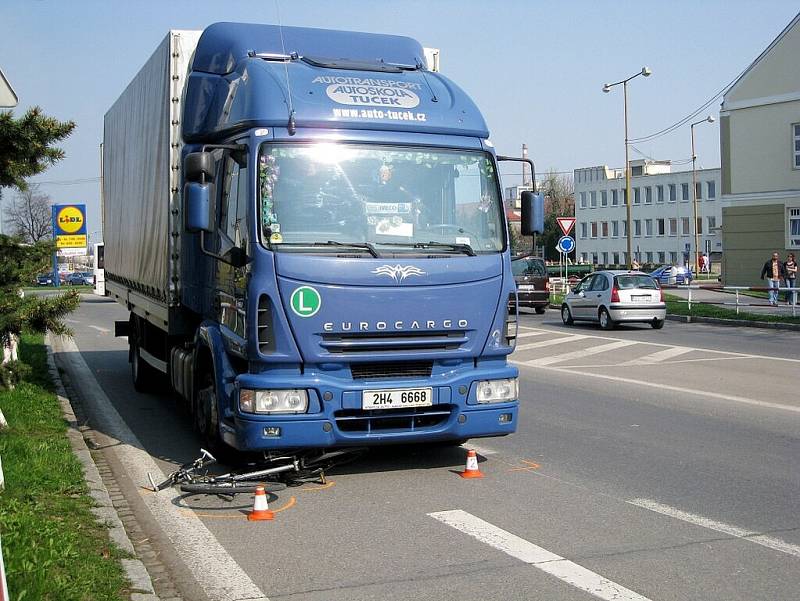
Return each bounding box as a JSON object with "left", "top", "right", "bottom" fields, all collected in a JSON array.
[{"left": 667, "top": 286, "right": 799, "bottom": 317}]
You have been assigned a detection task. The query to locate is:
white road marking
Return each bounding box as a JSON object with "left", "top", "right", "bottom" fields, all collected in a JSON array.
[
  {"left": 429, "top": 510, "right": 652, "bottom": 601},
  {"left": 524, "top": 340, "right": 637, "bottom": 367},
  {"left": 619, "top": 346, "right": 693, "bottom": 366},
  {"left": 51, "top": 335, "right": 270, "bottom": 601},
  {"left": 516, "top": 330, "right": 550, "bottom": 339},
  {"left": 88, "top": 325, "right": 111, "bottom": 334},
  {"left": 514, "top": 334, "right": 588, "bottom": 352},
  {"left": 513, "top": 361, "right": 800, "bottom": 414},
  {"left": 629, "top": 499, "right": 800, "bottom": 558},
  {"left": 462, "top": 442, "right": 497, "bottom": 456}
]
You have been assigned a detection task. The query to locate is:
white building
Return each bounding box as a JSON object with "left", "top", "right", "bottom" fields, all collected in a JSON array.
[{"left": 574, "top": 160, "right": 722, "bottom": 267}]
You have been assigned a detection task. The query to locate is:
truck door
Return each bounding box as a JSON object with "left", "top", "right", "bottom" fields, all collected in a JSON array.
[{"left": 214, "top": 149, "right": 249, "bottom": 343}]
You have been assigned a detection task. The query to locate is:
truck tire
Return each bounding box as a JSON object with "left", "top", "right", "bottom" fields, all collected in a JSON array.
[
  {"left": 194, "top": 363, "right": 236, "bottom": 462},
  {"left": 130, "top": 334, "right": 159, "bottom": 393}
]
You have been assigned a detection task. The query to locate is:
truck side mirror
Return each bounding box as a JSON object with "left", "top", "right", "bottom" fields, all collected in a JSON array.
[
  {"left": 185, "top": 182, "right": 214, "bottom": 233},
  {"left": 185, "top": 152, "right": 214, "bottom": 183},
  {"left": 521, "top": 191, "right": 544, "bottom": 236}
]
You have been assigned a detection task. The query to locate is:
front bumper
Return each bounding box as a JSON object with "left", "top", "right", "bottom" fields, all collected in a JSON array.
[
  {"left": 221, "top": 364, "right": 519, "bottom": 451},
  {"left": 608, "top": 303, "right": 666, "bottom": 322}
]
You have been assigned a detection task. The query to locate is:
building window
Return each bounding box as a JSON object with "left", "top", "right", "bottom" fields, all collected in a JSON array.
[
  {"left": 601, "top": 221, "right": 609, "bottom": 237},
  {"left": 633, "top": 187, "right": 641, "bottom": 204},
  {"left": 645, "top": 186, "right": 652, "bottom": 204},
  {"left": 612, "top": 221, "right": 619, "bottom": 237},
  {"left": 793, "top": 123, "right": 800, "bottom": 169},
  {"left": 707, "top": 216, "right": 717, "bottom": 233},
  {"left": 601, "top": 190, "right": 608, "bottom": 207},
  {"left": 681, "top": 183, "right": 689, "bottom": 201},
  {"left": 579, "top": 192, "right": 587, "bottom": 208},
  {"left": 645, "top": 219, "right": 653, "bottom": 236},
  {"left": 634, "top": 219, "right": 641, "bottom": 237},
  {"left": 657, "top": 218, "right": 665, "bottom": 236},
  {"left": 658, "top": 251, "right": 666, "bottom": 264},
  {"left": 621, "top": 220, "right": 628, "bottom": 237},
  {"left": 695, "top": 182, "right": 703, "bottom": 200},
  {"left": 670, "top": 251, "right": 678, "bottom": 264},
  {"left": 707, "top": 181, "right": 716, "bottom": 199},
  {"left": 611, "top": 189, "right": 618, "bottom": 206},
  {"left": 621, "top": 188, "right": 628, "bottom": 205},
  {"left": 602, "top": 252, "right": 608, "bottom": 265},
  {"left": 613, "top": 252, "right": 620, "bottom": 265},
  {"left": 580, "top": 222, "right": 588, "bottom": 239},
  {"left": 668, "top": 183, "right": 677, "bottom": 202},
  {"left": 682, "top": 217, "right": 690, "bottom": 235},
  {"left": 669, "top": 218, "right": 678, "bottom": 236},
  {"left": 580, "top": 252, "right": 588, "bottom": 263},
  {"left": 590, "top": 191, "right": 597, "bottom": 208},
  {"left": 592, "top": 253, "right": 599, "bottom": 265},
  {"left": 656, "top": 185, "right": 664, "bottom": 203},
  {"left": 631, "top": 165, "right": 644, "bottom": 176},
  {"left": 591, "top": 222, "right": 598, "bottom": 238},
  {"left": 696, "top": 217, "right": 703, "bottom": 235},
  {"left": 645, "top": 251, "right": 653, "bottom": 263},
  {"left": 788, "top": 208, "right": 800, "bottom": 247}
]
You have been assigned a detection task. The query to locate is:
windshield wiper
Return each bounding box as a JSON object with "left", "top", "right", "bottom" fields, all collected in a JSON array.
[
  {"left": 274, "top": 241, "right": 381, "bottom": 257},
  {"left": 379, "top": 241, "right": 476, "bottom": 256}
]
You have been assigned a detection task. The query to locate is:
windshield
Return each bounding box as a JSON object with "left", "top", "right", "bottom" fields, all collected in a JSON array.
[
  {"left": 258, "top": 144, "right": 505, "bottom": 254},
  {"left": 512, "top": 258, "right": 547, "bottom": 277}
]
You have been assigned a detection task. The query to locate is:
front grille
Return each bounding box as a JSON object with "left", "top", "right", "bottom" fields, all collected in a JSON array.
[
  {"left": 351, "top": 361, "right": 433, "bottom": 380},
  {"left": 321, "top": 330, "right": 467, "bottom": 354},
  {"left": 335, "top": 405, "right": 452, "bottom": 433}
]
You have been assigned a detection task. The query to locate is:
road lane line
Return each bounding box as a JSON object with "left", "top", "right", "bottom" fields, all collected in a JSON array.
[
  {"left": 428, "top": 510, "right": 652, "bottom": 601},
  {"left": 88, "top": 325, "right": 111, "bottom": 334},
  {"left": 512, "top": 362, "right": 800, "bottom": 414},
  {"left": 462, "top": 442, "right": 497, "bottom": 456},
  {"left": 524, "top": 340, "right": 637, "bottom": 367},
  {"left": 619, "top": 346, "right": 693, "bottom": 366},
  {"left": 514, "top": 334, "right": 588, "bottom": 352},
  {"left": 51, "top": 335, "right": 270, "bottom": 601},
  {"left": 516, "top": 330, "right": 550, "bottom": 339},
  {"left": 628, "top": 499, "right": 800, "bottom": 558}
]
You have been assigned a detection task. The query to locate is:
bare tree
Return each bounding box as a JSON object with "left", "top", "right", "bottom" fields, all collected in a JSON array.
[
  {"left": 8, "top": 184, "right": 52, "bottom": 242},
  {"left": 537, "top": 170, "right": 575, "bottom": 260}
]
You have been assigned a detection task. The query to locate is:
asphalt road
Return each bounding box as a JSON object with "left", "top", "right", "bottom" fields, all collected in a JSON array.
[{"left": 54, "top": 296, "right": 800, "bottom": 601}]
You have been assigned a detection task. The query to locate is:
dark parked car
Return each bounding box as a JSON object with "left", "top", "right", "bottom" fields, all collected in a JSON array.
[
  {"left": 510, "top": 256, "right": 550, "bottom": 314},
  {"left": 649, "top": 265, "right": 693, "bottom": 285},
  {"left": 66, "top": 271, "right": 94, "bottom": 286},
  {"left": 36, "top": 274, "right": 53, "bottom": 286}
]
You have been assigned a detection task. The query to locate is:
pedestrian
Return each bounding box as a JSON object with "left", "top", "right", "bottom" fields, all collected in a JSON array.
[
  {"left": 785, "top": 252, "right": 797, "bottom": 305},
  {"left": 631, "top": 259, "right": 640, "bottom": 271},
  {"left": 760, "top": 251, "right": 787, "bottom": 306}
]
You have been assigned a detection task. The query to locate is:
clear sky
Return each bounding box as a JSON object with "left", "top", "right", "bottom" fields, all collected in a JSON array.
[{"left": 1, "top": 0, "right": 798, "bottom": 242}]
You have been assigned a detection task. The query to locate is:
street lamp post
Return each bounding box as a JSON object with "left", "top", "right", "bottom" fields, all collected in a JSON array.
[
  {"left": 690, "top": 115, "right": 715, "bottom": 275},
  {"left": 603, "top": 66, "right": 651, "bottom": 269}
]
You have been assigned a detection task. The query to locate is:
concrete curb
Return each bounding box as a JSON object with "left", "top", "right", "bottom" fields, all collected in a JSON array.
[
  {"left": 45, "top": 336, "right": 159, "bottom": 600},
  {"left": 665, "top": 313, "right": 800, "bottom": 332}
]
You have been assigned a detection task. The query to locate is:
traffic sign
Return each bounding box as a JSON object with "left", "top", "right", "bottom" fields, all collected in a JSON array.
[
  {"left": 556, "top": 235, "right": 575, "bottom": 254},
  {"left": 556, "top": 217, "right": 576, "bottom": 236}
]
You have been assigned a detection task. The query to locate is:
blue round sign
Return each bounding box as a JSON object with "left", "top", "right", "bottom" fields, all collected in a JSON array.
[{"left": 557, "top": 235, "right": 575, "bottom": 254}]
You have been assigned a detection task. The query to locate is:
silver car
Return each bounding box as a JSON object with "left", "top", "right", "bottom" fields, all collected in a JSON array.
[{"left": 561, "top": 270, "right": 666, "bottom": 330}]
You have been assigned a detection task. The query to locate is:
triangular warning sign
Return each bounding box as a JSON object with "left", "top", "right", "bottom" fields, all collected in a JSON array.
[{"left": 556, "top": 217, "right": 576, "bottom": 236}]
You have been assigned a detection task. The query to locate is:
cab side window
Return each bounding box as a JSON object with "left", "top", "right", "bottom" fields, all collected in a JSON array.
[{"left": 219, "top": 155, "right": 249, "bottom": 248}]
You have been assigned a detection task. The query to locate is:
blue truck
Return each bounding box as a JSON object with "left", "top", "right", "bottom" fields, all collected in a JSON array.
[{"left": 103, "top": 23, "right": 540, "bottom": 454}]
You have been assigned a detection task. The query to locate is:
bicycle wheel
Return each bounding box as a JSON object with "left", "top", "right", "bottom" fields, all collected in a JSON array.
[
  {"left": 180, "top": 480, "right": 287, "bottom": 495},
  {"left": 302, "top": 447, "right": 367, "bottom": 470}
]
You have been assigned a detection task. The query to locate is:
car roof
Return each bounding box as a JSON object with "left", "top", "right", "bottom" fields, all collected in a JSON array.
[{"left": 597, "top": 270, "right": 651, "bottom": 276}]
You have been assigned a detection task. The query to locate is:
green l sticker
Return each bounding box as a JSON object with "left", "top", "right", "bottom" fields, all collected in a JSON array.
[{"left": 290, "top": 286, "right": 321, "bottom": 317}]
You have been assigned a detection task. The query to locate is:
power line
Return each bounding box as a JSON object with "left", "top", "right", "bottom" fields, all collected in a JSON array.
[
  {"left": 629, "top": 67, "right": 745, "bottom": 143},
  {"left": 28, "top": 177, "right": 100, "bottom": 185}
]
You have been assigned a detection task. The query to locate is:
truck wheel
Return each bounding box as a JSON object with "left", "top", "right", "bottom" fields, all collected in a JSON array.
[
  {"left": 194, "top": 371, "right": 235, "bottom": 461},
  {"left": 130, "top": 336, "right": 158, "bottom": 393},
  {"left": 535, "top": 306, "right": 546, "bottom": 315}
]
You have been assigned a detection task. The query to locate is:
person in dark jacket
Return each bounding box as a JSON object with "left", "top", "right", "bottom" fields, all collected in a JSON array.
[{"left": 760, "top": 252, "right": 787, "bottom": 306}]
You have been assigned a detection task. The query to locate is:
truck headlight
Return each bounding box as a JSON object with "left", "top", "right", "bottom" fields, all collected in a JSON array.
[
  {"left": 476, "top": 378, "right": 518, "bottom": 403},
  {"left": 240, "top": 388, "right": 308, "bottom": 414}
]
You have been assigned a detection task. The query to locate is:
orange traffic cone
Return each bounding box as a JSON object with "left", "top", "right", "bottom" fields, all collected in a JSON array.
[
  {"left": 459, "top": 449, "right": 484, "bottom": 479},
  {"left": 247, "top": 485, "right": 275, "bottom": 521}
]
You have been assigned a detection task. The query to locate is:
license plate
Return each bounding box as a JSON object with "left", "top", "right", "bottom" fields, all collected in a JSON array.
[
  {"left": 632, "top": 294, "right": 651, "bottom": 302},
  {"left": 362, "top": 387, "right": 433, "bottom": 410},
  {"left": 518, "top": 285, "right": 535, "bottom": 291}
]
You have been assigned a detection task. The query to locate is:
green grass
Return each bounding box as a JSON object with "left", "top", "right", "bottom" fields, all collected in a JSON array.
[
  {"left": 665, "top": 294, "right": 800, "bottom": 325},
  {"left": 0, "top": 334, "right": 130, "bottom": 601}
]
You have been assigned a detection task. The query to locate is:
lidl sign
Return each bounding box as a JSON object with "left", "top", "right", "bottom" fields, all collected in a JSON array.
[{"left": 53, "top": 204, "right": 87, "bottom": 249}]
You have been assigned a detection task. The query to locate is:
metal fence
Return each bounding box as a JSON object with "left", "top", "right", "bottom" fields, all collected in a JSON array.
[{"left": 668, "top": 285, "right": 798, "bottom": 317}]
